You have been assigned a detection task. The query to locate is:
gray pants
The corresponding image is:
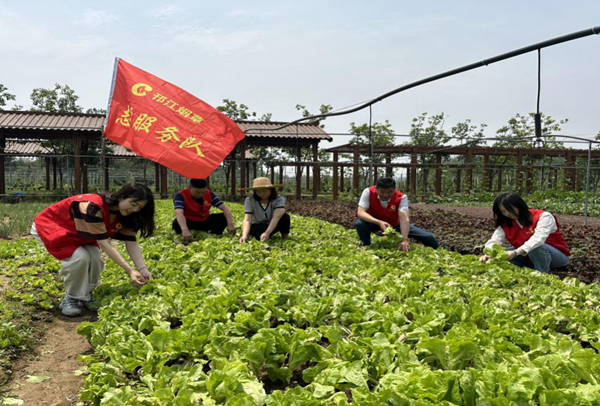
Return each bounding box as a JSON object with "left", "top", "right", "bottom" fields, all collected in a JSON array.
[{"left": 31, "top": 223, "right": 104, "bottom": 301}]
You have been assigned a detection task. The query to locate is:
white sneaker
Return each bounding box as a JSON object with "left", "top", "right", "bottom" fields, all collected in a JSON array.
[{"left": 59, "top": 295, "right": 82, "bottom": 317}]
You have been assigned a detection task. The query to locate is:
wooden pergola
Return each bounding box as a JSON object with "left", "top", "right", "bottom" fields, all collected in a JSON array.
[
  {"left": 0, "top": 111, "right": 333, "bottom": 198},
  {"left": 229, "top": 121, "right": 333, "bottom": 199},
  {"left": 325, "top": 143, "right": 600, "bottom": 198}
]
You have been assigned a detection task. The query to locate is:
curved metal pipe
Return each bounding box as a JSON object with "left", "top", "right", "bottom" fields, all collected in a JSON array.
[{"left": 246, "top": 25, "right": 600, "bottom": 134}]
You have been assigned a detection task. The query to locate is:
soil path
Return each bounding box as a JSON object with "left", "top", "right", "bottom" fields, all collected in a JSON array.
[
  {"left": 413, "top": 203, "right": 600, "bottom": 228},
  {"left": 3, "top": 312, "right": 94, "bottom": 406}
]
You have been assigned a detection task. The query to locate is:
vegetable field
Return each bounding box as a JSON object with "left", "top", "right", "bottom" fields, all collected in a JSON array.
[
  {"left": 3, "top": 200, "right": 600, "bottom": 404},
  {"left": 286, "top": 201, "right": 600, "bottom": 283}
]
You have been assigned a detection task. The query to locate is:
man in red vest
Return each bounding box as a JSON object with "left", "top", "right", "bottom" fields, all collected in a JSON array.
[
  {"left": 173, "top": 179, "right": 236, "bottom": 242},
  {"left": 479, "top": 192, "right": 570, "bottom": 273},
  {"left": 356, "top": 177, "right": 439, "bottom": 251}
]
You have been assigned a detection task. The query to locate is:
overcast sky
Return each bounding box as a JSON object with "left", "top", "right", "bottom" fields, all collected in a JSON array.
[{"left": 1, "top": 0, "right": 599, "bottom": 147}]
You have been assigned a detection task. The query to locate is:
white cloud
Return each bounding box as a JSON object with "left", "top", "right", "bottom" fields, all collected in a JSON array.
[
  {"left": 0, "top": 5, "right": 123, "bottom": 64},
  {"left": 73, "top": 9, "right": 120, "bottom": 28},
  {"left": 224, "top": 9, "right": 279, "bottom": 20},
  {"left": 170, "top": 27, "right": 268, "bottom": 54},
  {"left": 150, "top": 5, "right": 185, "bottom": 20}
]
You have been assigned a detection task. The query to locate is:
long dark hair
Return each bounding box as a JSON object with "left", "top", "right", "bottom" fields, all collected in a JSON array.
[
  {"left": 100, "top": 183, "right": 155, "bottom": 238},
  {"left": 253, "top": 188, "right": 278, "bottom": 201},
  {"left": 493, "top": 192, "right": 532, "bottom": 228}
]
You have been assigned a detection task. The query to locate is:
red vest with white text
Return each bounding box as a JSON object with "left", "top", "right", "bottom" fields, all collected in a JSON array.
[
  {"left": 501, "top": 209, "right": 570, "bottom": 256},
  {"left": 179, "top": 188, "right": 212, "bottom": 222},
  {"left": 34, "top": 194, "right": 122, "bottom": 260},
  {"left": 365, "top": 186, "right": 404, "bottom": 228}
]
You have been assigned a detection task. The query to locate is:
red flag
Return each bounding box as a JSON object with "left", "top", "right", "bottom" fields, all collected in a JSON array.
[{"left": 103, "top": 58, "right": 245, "bottom": 178}]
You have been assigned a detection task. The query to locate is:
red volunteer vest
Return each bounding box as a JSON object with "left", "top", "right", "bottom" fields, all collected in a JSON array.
[
  {"left": 365, "top": 186, "right": 404, "bottom": 228},
  {"left": 34, "top": 194, "right": 123, "bottom": 260},
  {"left": 179, "top": 188, "right": 212, "bottom": 222},
  {"left": 501, "top": 209, "right": 570, "bottom": 256}
]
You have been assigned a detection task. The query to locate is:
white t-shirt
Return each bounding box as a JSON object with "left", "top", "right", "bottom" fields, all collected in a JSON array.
[
  {"left": 484, "top": 211, "right": 558, "bottom": 255},
  {"left": 358, "top": 188, "right": 409, "bottom": 212}
]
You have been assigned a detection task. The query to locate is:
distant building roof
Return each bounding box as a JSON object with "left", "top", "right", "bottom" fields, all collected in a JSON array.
[
  {"left": 0, "top": 110, "right": 105, "bottom": 132},
  {"left": 4, "top": 140, "right": 138, "bottom": 157},
  {"left": 0, "top": 111, "right": 332, "bottom": 141},
  {"left": 236, "top": 121, "right": 332, "bottom": 141}
]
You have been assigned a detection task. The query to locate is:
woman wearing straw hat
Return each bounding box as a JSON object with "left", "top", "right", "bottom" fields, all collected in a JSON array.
[{"left": 240, "top": 177, "right": 290, "bottom": 243}]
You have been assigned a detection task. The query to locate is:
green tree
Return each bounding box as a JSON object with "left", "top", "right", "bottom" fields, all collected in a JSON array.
[
  {"left": 86, "top": 107, "right": 107, "bottom": 114},
  {"left": 30, "top": 83, "right": 83, "bottom": 113},
  {"left": 346, "top": 120, "right": 396, "bottom": 188},
  {"left": 28, "top": 84, "right": 93, "bottom": 192},
  {"left": 295, "top": 104, "right": 333, "bottom": 125},
  {"left": 405, "top": 113, "right": 450, "bottom": 194},
  {"left": 0, "top": 84, "right": 16, "bottom": 108},
  {"left": 493, "top": 112, "right": 567, "bottom": 149},
  {"left": 406, "top": 113, "right": 450, "bottom": 147},
  {"left": 217, "top": 99, "right": 257, "bottom": 121},
  {"left": 451, "top": 119, "right": 487, "bottom": 146},
  {"left": 493, "top": 112, "right": 568, "bottom": 192}
]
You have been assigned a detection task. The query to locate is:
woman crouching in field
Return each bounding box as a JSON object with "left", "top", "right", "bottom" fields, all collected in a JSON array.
[
  {"left": 239, "top": 177, "right": 290, "bottom": 243},
  {"left": 479, "top": 192, "right": 570, "bottom": 273},
  {"left": 31, "top": 183, "right": 155, "bottom": 316}
]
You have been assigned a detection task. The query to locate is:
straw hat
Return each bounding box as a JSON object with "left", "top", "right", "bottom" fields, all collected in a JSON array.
[{"left": 239, "top": 177, "right": 283, "bottom": 191}]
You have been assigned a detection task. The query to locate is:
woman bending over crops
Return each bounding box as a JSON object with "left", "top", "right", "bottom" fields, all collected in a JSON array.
[
  {"left": 479, "top": 192, "right": 570, "bottom": 273},
  {"left": 239, "top": 177, "right": 290, "bottom": 243},
  {"left": 31, "top": 183, "right": 155, "bottom": 316}
]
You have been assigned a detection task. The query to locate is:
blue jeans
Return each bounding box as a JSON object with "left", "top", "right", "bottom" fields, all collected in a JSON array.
[
  {"left": 356, "top": 219, "right": 439, "bottom": 249},
  {"left": 508, "top": 244, "right": 570, "bottom": 273}
]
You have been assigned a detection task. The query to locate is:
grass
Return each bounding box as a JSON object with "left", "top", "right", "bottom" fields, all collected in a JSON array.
[{"left": 0, "top": 203, "right": 48, "bottom": 238}]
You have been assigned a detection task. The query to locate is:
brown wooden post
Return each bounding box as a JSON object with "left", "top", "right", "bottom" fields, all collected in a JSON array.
[
  {"left": 279, "top": 165, "right": 283, "bottom": 186},
  {"left": 270, "top": 165, "right": 275, "bottom": 184},
  {"left": 333, "top": 152, "right": 339, "bottom": 200},
  {"left": 45, "top": 157, "right": 51, "bottom": 190},
  {"left": 81, "top": 139, "right": 89, "bottom": 193},
  {"left": 252, "top": 162, "right": 257, "bottom": 179},
  {"left": 497, "top": 169, "right": 503, "bottom": 192},
  {"left": 52, "top": 157, "right": 57, "bottom": 191},
  {"left": 103, "top": 158, "right": 110, "bottom": 191},
  {"left": 160, "top": 165, "right": 168, "bottom": 199},
  {"left": 74, "top": 135, "right": 82, "bottom": 194},
  {"left": 455, "top": 168, "right": 462, "bottom": 193},
  {"left": 385, "top": 153, "right": 392, "bottom": 178},
  {"left": 230, "top": 156, "right": 237, "bottom": 197},
  {"left": 0, "top": 135, "right": 5, "bottom": 195},
  {"left": 374, "top": 166, "right": 379, "bottom": 183},
  {"left": 526, "top": 166, "right": 534, "bottom": 193},
  {"left": 483, "top": 154, "right": 491, "bottom": 191},
  {"left": 516, "top": 151, "right": 523, "bottom": 191},
  {"left": 340, "top": 165, "right": 344, "bottom": 192},
  {"left": 405, "top": 166, "right": 410, "bottom": 192},
  {"left": 239, "top": 142, "right": 247, "bottom": 196},
  {"left": 312, "top": 141, "right": 319, "bottom": 199},
  {"left": 155, "top": 162, "right": 160, "bottom": 192},
  {"left": 353, "top": 145, "right": 359, "bottom": 191},
  {"left": 296, "top": 144, "right": 302, "bottom": 199},
  {"left": 410, "top": 151, "right": 417, "bottom": 196},
  {"left": 465, "top": 148, "right": 473, "bottom": 193},
  {"left": 563, "top": 151, "right": 571, "bottom": 190},
  {"left": 306, "top": 165, "right": 310, "bottom": 191},
  {"left": 246, "top": 161, "right": 251, "bottom": 189},
  {"left": 435, "top": 153, "right": 442, "bottom": 195}
]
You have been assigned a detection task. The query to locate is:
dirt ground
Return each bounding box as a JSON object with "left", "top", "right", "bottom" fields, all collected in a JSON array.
[
  {"left": 413, "top": 203, "right": 600, "bottom": 228},
  {"left": 2, "top": 312, "right": 94, "bottom": 406}
]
